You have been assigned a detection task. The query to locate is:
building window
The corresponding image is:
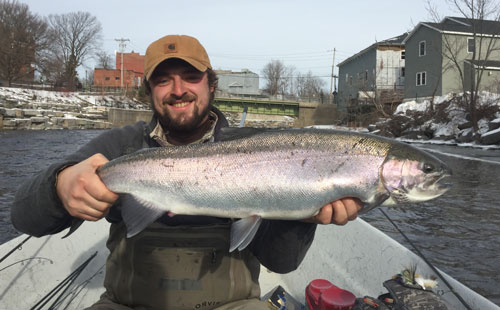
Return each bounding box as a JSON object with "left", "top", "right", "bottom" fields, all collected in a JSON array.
[
  {"left": 419, "top": 41, "right": 426, "bottom": 56},
  {"left": 115, "top": 77, "right": 120, "bottom": 80},
  {"left": 105, "top": 77, "right": 110, "bottom": 81},
  {"left": 467, "top": 38, "right": 475, "bottom": 53},
  {"left": 364, "top": 70, "right": 368, "bottom": 80},
  {"left": 401, "top": 50, "right": 405, "bottom": 59},
  {"left": 401, "top": 67, "right": 405, "bottom": 77},
  {"left": 345, "top": 74, "right": 349, "bottom": 83},
  {"left": 416, "top": 72, "right": 426, "bottom": 86}
]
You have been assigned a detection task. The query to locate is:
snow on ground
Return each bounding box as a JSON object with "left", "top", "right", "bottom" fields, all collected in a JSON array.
[{"left": 0, "top": 87, "right": 147, "bottom": 109}]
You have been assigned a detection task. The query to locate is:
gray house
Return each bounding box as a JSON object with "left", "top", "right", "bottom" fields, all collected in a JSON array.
[
  {"left": 214, "top": 69, "right": 260, "bottom": 97},
  {"left": 403, "top": 16, "right": 500, "bottom": 100},
  {"left": 337, "top": 33, "right": 407, "bottom": 112}
]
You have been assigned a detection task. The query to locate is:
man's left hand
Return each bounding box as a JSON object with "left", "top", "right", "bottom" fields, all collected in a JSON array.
[{"left": 304, "top": 197, "right": 363, "bottom": 225}]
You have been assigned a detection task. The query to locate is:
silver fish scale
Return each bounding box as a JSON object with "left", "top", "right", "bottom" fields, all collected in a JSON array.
[{"left": 98, "top": 129, "right": 392, "bottom": 220}]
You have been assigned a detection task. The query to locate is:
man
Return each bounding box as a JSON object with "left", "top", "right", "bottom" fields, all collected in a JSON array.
[{"left": 12, "top": 35, "right": 362, "bottom": 310}]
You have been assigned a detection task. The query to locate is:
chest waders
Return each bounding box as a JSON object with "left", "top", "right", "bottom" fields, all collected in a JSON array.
[{"left": 103, "top": 222, "right": 262, "bottom": 310}]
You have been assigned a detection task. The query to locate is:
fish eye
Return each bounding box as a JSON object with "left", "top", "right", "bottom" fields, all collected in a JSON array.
[{"left": 423, "top": 163, "right": 435, "bottom": 173}]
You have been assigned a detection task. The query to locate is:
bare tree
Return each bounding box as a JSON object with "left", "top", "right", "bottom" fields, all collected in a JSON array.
[
  {"left": 295, "top": 71, "right": 326, "bottom": 101},
  {"left": 95, "top": 50, "right": 113, "bottom": 69},
  {"left": 46, "top": 11, "right": 102, "bottom": 90},
  {"left": 262, "top": 59, "right": 295, "bottom": 97},
  {"left": 427, "top": 0, "right": 500, "bottom": 138},
  {"left": 0, "top": 0, "right": 50, "bottom": 86}
]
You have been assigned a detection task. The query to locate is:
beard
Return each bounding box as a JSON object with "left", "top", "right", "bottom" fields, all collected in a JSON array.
[{"left": 153, "top": 93, "right": 212, "bottom": 133}]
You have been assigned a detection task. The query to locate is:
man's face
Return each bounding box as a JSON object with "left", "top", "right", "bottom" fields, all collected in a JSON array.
[{"left": 149, "top": 59, "right": 214, "bottom": 132}]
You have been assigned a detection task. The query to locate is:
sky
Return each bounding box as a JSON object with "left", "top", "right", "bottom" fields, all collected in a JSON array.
[{"left": 19, "top": 0, "right": 458, "bottom": 89}]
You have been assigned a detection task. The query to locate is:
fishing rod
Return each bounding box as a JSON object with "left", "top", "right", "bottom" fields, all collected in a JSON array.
[
  {"left": 0, "top": 235, "right": 31, "bottom": 265},
  {"left": 30, "top": 251, "right": 98, "bottom": 310},
  {"left": 379, "top": 209, "right": 472, "bottom": 310}
]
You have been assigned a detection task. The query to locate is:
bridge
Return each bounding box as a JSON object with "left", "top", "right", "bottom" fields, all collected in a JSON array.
[
  {"left": 108, "top": 98, "right": 338, "bottom": 128},
  {"left": 213, "top": 97, "right": 299, "bottom": 116}
]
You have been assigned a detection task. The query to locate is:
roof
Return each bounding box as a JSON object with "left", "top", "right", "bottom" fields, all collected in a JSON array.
[
  {"left": 465, "top": 59, "right": 500, "bottom": 69},
  {"left": 338, "top": 32, "right": 408, "bottom": 67},
  {"left": 404, "top": 16, "right": 500, "bottom": 43}
]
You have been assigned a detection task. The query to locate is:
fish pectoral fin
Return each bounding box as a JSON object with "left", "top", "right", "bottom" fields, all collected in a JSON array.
[
  {"left": 230, "top": 215, "right": 262, "bottom": 252},
  {"left": 122, "top": 194, "right": 165, "bottom": 238},
  {"left": 359, "top": 192, "right": 391, "bottom": 214}
]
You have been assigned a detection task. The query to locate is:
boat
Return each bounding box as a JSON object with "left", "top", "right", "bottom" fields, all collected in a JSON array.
[{"left": 0, "top": 218, "right": 498, "bottom": 309}]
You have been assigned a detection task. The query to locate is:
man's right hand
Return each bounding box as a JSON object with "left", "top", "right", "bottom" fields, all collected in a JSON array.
[{"left": 56, "top": 153, "right": 119, "bottom": 221}]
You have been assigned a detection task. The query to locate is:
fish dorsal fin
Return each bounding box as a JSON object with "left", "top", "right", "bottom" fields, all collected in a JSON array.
[
  {"left": 230, "top": 215, "right": 262, "bottom": 252},
  {"left": 121, "top": 194, "right": 165, "bottom": 237}
]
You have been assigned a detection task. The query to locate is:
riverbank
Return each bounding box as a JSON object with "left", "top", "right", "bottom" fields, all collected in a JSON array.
[
  {"left": 0, "top": 87, "right": 147, "bottom": 130},
  {"left": 0, "top": 87, "right": 297, "bottom": 130},
  {"left": 370, "top": 92, "right": 500, "bottom": 146}
]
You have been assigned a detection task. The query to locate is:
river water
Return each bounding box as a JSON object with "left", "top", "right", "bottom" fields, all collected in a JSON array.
[{"left": 0, "top": 130, "right": 499, "bottom": 306}]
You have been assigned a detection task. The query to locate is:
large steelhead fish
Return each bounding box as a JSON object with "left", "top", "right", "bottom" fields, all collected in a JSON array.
[{"left": 97, "top": 128, "right": 452, "bottom": 251}]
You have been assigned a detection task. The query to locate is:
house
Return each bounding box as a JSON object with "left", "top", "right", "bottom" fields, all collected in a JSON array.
[
  {"left": 337, "top": 33, "right": 407, "bottom": 113},
  {"left": 403, "top": 16, "right": 500, "bottom": 100},
  {"left": 214, "top": 69, "right": 260, "bottom": 97},
  {"left": 94, "top": 52, "right": 144, "bottom": 89}
]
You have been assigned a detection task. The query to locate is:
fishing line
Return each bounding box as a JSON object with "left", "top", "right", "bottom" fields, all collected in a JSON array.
[
  {"left": 379, "top": 209, "right": 472, "bottom": 310},
  {"left": 0, "top": 235, "right": 31, "bottom": 265}
]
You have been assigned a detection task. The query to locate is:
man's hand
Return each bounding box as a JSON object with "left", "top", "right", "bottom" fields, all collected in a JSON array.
[
  {"left": 305, "top": 198, "right": 363, "bottom": 225},
  {"left": 56, "top": 153, "right": 119, "bottom": 221}
]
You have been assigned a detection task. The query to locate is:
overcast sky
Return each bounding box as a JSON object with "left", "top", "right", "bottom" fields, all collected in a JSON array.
[{"left": 20, "top": 0, "right": 457, "bottom": 87}]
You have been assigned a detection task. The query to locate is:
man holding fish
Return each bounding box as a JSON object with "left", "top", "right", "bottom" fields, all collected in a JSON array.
[{"left": 12, "top": 35, "right": 364, "bottom": 310}]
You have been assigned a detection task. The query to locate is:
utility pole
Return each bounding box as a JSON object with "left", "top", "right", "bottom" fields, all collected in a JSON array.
[
  {"left": 115, "top": 38, "right": 130, "bottom": 90},
  {"left": 328, "top": 48, "right": 336, "bottom": 103}
]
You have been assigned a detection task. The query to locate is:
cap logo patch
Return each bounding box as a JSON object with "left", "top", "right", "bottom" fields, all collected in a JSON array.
[{"left": 164, "top": 43, "right": 177, "bottom": 53}]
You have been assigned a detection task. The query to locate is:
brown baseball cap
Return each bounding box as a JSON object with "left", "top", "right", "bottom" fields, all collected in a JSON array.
[{"left": 144, "top": 34, "right": 212, "bottom": 80}]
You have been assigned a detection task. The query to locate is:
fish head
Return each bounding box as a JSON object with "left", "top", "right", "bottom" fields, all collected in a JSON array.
[{"left": 380, "top": 144, "right": 452, "bottom": 205}]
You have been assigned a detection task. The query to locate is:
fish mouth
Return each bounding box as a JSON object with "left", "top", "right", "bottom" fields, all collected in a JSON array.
[{"left": 426, "top": 172, "right": 453, "bottom": 194}]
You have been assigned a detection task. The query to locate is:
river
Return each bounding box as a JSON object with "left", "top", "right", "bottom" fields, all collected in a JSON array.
[{"left": 0, "top": 130, "right": 499, "bottom": 306}]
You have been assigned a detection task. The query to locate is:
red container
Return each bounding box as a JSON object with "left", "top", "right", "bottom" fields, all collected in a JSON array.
[{"left": 305, "top": 279, "right": 356, "bottom": 310}]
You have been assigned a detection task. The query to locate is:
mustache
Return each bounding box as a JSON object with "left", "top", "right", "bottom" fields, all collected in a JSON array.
[{"left": 163, "top": 94, "right": 197, "bottom": 105}]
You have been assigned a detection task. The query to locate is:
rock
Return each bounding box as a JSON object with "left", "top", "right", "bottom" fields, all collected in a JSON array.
[
  {"left": 456, "top": 128, "right": 474, "bottom": 143},
  {"left": 384, "top": 115, "right": 413, "bottom": 137},
  {"left": 432, "top": 135, "right": 455, "bottom": 141},
  {"left": 4, "top": 109, "right": 18, "bottom": 117},
  {"left": 23, "top": 109, "right": 41, "bottom": 117},
  {"left": 30, "top": 116, "right": 48, "bottom": 124},
  {"left": 480, "top": 128, "right": 500, "bottom": 145},
  {"left": 458, "top": 121, "right": 472, "bottom": 130},
  {"left": 14, "top": 119, "right": 31, "bottom": 130},
  {"left": 62, "top": 118, "right": 78, "bottom": 129},
  {"left": 400, "top": 130, "right": 430, "bottom": 140},
  {"left": 488, "top": 119, "right": 500, "bottom": 132}
]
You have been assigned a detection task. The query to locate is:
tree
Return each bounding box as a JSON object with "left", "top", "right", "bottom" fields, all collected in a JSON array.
[
  {"left": 95, "top": 50, "right": 113, "bottom": 69},
  {"left": 0, "top": 0, "right": 50, "bottom": 86},
  {"left": 261, "top": 59, "right": 294, "bottom": 97},
  {"left": 427, "top": 0, "right": 500, "bottom": 138},
  {"left": 295, "top": 71, "right": 326, "bottom": 101},
  {"left": 45, "top": 11, "right": 102, "bottom": 90}
]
